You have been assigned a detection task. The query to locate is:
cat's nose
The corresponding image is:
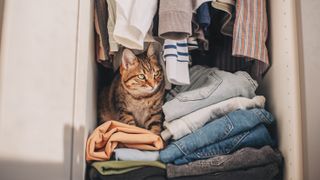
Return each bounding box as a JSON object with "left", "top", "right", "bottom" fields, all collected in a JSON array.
[
  {"left": 150, "top": 84, "right": 155, "bottom": 89},
  {"left": 147, "top": 80, "right": 156, "bottom": 89}
]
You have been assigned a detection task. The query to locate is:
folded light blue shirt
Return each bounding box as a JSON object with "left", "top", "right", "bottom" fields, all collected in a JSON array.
[{"left": 114, "top": 148, "right": 160, "bottom": 161}]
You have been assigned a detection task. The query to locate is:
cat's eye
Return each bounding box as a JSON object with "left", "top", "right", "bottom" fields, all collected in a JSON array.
[
  {"left": 154, "top": 70, "right": 161, "bottom": 77},
  {"left": 138, "top": 74, "right": 146, "bottom": 80}
]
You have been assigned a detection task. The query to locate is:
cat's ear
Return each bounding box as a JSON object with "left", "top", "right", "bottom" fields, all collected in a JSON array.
[
  {"left": 121, "top": 49, "right": 137, "bottom": 69},
  {"left": 147, "top": 43, "right": 156, "bottom": 57}
]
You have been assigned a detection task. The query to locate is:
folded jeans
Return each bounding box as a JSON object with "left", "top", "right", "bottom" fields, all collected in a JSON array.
[
  {"left": 161, "top": 96, "right": 266, "bottom": 141},
  {"left": 173, "top": 124, "right": 274, "bottom": 165},
  {"left": 163, "top": 65, "right": 258, "bottom": 121},
  {"left": 160, "top": 108, "right": 274, "bottom": 163},
  {"left": 167, "top": 145, "right": 282, "bottom": 178}
]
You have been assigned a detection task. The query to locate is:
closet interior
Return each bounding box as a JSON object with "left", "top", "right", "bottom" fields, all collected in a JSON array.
[{"left": 78, "top": 0, "right": 303, "bottom": 180}]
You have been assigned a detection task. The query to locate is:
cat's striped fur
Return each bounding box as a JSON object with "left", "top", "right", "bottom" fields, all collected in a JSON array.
[{"left": 98, "top": 44, "right": 165, "bottom": 135}]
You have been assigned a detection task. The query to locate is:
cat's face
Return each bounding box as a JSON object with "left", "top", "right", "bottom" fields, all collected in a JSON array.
[{"left": 120, "top": 45, "right": 164, "bottom": 97}]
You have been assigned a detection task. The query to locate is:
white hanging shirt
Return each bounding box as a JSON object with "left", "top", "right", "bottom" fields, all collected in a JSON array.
[{"left": 113, "top": 0, "right": 157, "bottom": 50}]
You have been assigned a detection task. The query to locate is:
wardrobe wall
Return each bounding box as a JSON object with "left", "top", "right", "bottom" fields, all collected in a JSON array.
[
  {"left": 260, "top": 1, "right": 303, "bottom": 179},
  {"left": 0, "top": 0, "right": 4, "bottom": 49},
  {"left": 0, "top": 0, "right": 305, "bottom": 180},
  {"left": 297, "top": 1, "right": 320, "bottom": 180},
  {"left": 0, "top": 0, "right": 81, "bottom": 180}
]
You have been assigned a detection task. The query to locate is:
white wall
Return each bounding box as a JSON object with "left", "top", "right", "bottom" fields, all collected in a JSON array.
[
  {"left": 0, "top": 0, "right": 4, "bottom": 49},
  {"left": 297, "top": 1, "right": 320, "bottom": 180},
  {"left": 70, "top": 0, "right": 97, "bottom": 179},
  {"left": 261, "top": 1, "right": 303, "bottom": 179},
  {"left": 0, "top": 0, "right": 80, "bottom": 180}
]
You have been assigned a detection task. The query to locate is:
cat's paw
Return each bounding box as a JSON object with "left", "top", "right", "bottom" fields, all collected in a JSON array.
[
  {"left": 127, "top": 120, "right": 137, "bottom": 126},
  {"left": 150, "top": 125, "right": 162, "bottom": 135},
  {"left": 119, "top": 115, "right": 137, "bottom": 126}
]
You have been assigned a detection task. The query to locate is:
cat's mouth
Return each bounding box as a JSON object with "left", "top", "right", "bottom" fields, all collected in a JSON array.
[
  {"left": 140, "top": 85, "right": 160, "bottom": 94},
  {"left": 125, "top": 84, "right": 161, "bottom": 98}
]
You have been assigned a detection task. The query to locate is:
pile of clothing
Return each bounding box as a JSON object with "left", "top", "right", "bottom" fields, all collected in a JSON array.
[
  {"left": 159, "top": 65, "right": 283, "bottom": 179},
  {"left": 89, "top": 0, "right": 283, "bottom": 179},
  {"left": 86, "top": 121, "right": 166, "bottom": 179},
  {"left": 86, "top": 66, "right": 283, "bottom": 180}
]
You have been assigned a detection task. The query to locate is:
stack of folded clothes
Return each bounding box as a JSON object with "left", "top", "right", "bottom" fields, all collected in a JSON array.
[
  {"left": 86, "top": 120, "right": 166, "bottom": 179},
  {"left": 89, "top": 147, "right": 282, "bottom": 180},
  {"left": 159, "top": 65, "right": 283, "bottom": 180},
  {"left": 86, "top": 66, "right": 283, "bottom": 179}
]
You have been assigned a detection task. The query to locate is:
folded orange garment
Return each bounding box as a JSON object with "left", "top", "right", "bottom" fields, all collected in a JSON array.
[{"left": 86, "top": 120, "right": 164, "bottom": 161}]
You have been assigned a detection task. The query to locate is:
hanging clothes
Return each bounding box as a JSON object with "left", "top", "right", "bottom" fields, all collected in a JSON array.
[
  {"left": 232, "top": 0, "right": 269, "bottom": 77},
  {"left": 113, "top": 0, "right": 157, "bottom": 50},
  {"left": 191, "top": 7, "right": 255, "bottom": 77},
  {"left": 94, "top": 0, "right": 112, "bottom": 68},
  {"left": 106, "top": 0, "right": 119, "bottom": 52},
  {"left": 158, "top": 0, "right": 211, "bottom": 40},
  {"left": 194, "top": 27, "right": 210, "bottom": 51},
  {"left": 193, "top": 4, "right": 211, "bottom": 51},
  {"left": 196, "top": 2, "right": 211, "bottom": 34},
  {"left": 211, "top": 0, "right": 236, "bottom": 37},
  {"left": 202, "top": 36, "right": 254, "bottom": 73},
  {"left": 163, "top": 39, "right": 190, "bottom": 85}
]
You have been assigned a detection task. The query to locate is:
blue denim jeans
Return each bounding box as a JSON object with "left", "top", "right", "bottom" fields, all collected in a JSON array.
[
  {"left": 159, "top": 108, "right": 274, "bottom": 164},
  {"left": 173, "top": 124, "right": 273, "bottom": 164},
  {"left": 167, "top": 146, "right": 282, "bottom": 178},
  {"left": 163, "top": 65, "right": 258, "bottom": 121},
  {"left": 161, "top": 96, "right": 266, "bottom": 141}
]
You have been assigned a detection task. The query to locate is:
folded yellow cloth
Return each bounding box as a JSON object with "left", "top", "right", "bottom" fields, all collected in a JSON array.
[{"left": 86, "top": 120, "right": 164, "bottom": 161}]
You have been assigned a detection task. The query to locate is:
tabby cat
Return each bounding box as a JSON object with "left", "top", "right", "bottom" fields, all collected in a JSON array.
[{"left": 99, "top": 44, "right": 165, "bottom": 135}]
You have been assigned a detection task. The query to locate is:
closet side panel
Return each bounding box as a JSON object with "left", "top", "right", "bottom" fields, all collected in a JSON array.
[
  {"left": 297, "top": 0, "right": 320, "bottom": 180},
  {"left": 260, "top": 1, "right": 303, "bottom": 180},
  {"left": 0, "top": 0, "right": 4, "bottom": 48},
  {"left": 71, "top": 0, "right": 97, "bottom": 179},
  {"left": 0, "top": 0, "right": 80, "bottom": 180}
]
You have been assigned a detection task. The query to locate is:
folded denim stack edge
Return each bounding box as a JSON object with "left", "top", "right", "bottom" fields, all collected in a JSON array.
[
  {"left": 161, "top": 95, "right": 266, "bottom": 141},
  {"left": 89, "top": 160, "right": 281, "bottom": 180},
  {"left": 167, "top": 146, "right": 282, "bottom": 178},
  {"left": 172, "top": 123, "right": 274, "bottom": 165},
  {"left": 163, "top": 65, "right": 258, "bottom": 122},
  {"left": 160, "top": 108, "right": 275, "bottom": 164},
  {"left": 156, "top": 65, "right": 281, "bottom": 179}
]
